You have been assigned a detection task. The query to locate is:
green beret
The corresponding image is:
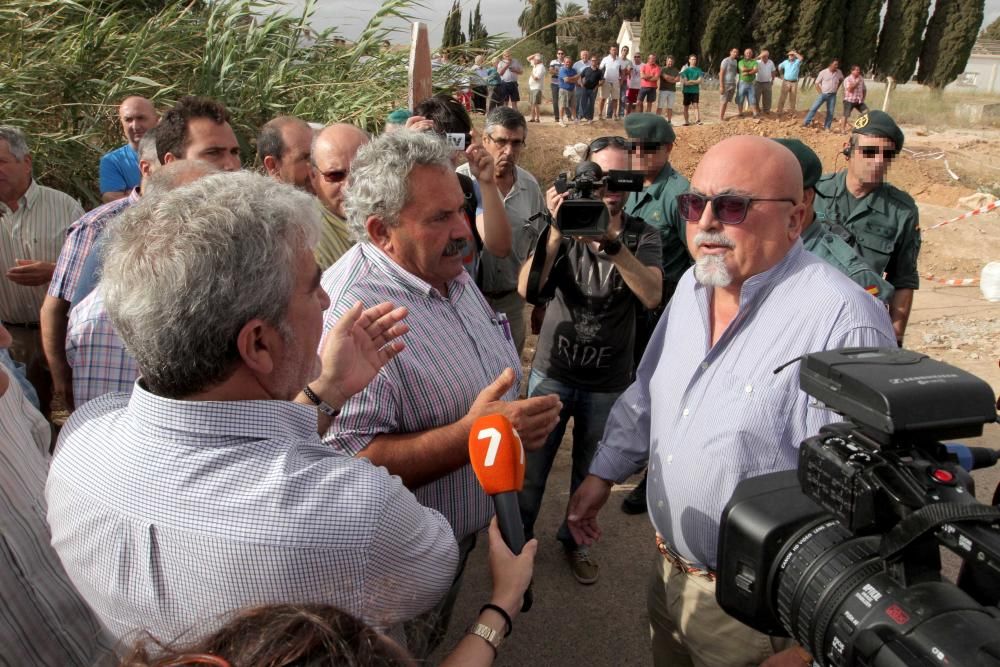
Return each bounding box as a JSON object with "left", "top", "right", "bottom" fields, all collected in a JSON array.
[
  {"left": 624, "top": 113, "right": 676, "bottom": 144},
  {"left": 851, "top": 110, "right": 903, "bottom": 152},
  {"left": 386, "top": 108, "right": 412, "bottom": 125},
  {"left": 772, "top": 138, "right": 822, "bottom": 189}
]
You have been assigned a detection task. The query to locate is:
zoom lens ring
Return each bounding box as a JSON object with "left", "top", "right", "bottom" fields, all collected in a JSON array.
[
  {"left": 809, "top": 556, "right": 883, "bottom": 666},
  {"left": 777, "top": 521, "right": 852, "bottom": 642}
]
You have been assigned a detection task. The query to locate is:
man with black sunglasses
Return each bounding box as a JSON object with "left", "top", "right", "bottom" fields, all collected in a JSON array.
[
  {"left": 813, "top": 110, "right": 920, "bottom": 346},
  {"left": 310, "top": 123, "right": 370, "bottom": 269},
  {"left": 567, "top": 136, "right": 895, "bottom": 667},
  {"left": 517, "top": 136, "right": 662, "bottom": 586}
]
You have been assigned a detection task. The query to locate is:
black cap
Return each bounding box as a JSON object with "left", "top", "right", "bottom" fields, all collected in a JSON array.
[
  {"left": 772, "top": 138, "right": 822, "bottom": 189},
  {"left": 851, "top": 110, "right": 904, "bottom": 153}
]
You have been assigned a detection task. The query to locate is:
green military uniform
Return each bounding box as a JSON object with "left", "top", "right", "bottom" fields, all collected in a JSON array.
[
  {"left": 624, "top": 113, "right": 691, "bottom": 305},
  {"left": 811, "top": 111, "right": 921, "bottom": 292},
  {"left": 800, "top": 220, "right": 894, "bottom": 303}
]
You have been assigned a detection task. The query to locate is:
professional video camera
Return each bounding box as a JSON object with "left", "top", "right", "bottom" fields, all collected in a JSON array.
[
  {"left": 716, "top": 347, "right": 1000, "bottom": 667},
  {"left": 552, "top": 161, "right": 642, "bottom": 237}
]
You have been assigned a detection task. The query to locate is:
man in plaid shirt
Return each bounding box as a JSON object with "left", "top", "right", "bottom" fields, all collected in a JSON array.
[{"left": 840, "top": 65, "right": 869, "bottom": 133}]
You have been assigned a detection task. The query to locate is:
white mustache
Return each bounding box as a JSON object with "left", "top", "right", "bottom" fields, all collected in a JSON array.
[{"left": 694, "top": 231, "right": 735, "bottom": 248}]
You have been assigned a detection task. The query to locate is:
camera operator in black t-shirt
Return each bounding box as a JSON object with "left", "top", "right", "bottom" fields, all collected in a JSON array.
[{"left": 515, "top": 136, "right": 662, "bottom": 585}]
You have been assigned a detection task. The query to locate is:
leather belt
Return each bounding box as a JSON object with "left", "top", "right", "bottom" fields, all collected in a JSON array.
[{"left": 656, "top": 536, "right": 717, "bottom": 581}]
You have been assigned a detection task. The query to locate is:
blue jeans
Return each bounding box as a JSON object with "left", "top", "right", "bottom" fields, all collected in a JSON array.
[
  {"left": 517, "top": 369, "right": 622, "bottom": 547},
  {"left": 578, "top": 87, "right": 597, "bottom": 120},
  {"left": 804, "top": 92, "right": 837, "bottom": 129},
  {"left": 576, "top": 87, "right": 587, "bottom": 119},
  {"left": 736, "top": 81, "right": 755, "bottom": 109}
]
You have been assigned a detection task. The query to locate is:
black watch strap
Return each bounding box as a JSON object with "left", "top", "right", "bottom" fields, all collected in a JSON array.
[{"left": 302, "top": 385, "right": 340, "bottom": 418}]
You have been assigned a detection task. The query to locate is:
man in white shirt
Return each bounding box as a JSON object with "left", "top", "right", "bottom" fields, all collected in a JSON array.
[
  {"left": 599, "top": 45, "right": 626, "bottom": 119},
  {"left": 755, "top": 49, "right": 777, "bottom": 114}
]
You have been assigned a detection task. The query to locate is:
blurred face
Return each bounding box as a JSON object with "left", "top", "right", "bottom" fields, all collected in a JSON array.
[
  {"left": 621, "top": 47, "right": 629, "bottom": 58},
  {"left": 610, "top": 46, "right": 618, "bottom": 57},
  {"left": 689, "top": 56, "right": 697, "bottom": 67},
  {"left": 630, "top": 140, "right": 672, "bottom": 180},
  {"left": 311, "top": 125, "right": 369, "bottom": 219},
  {"left": 665, "top": 57, "right": 674, "bottom": 68},
  {"left": 0, "top": 140, "right": 32, "bottom": 204},
  {"left": 273, "top": 243, "right": 330, "bottom": 398},
  {"left": 173, "top": 118, "right": 241, "bottom": 172},
  {"left": 503, "top": 50, "right": 511, "bottom": 60},
  {"left": 590, "top": 147, "right": 628, "bottom": 216},
  {"left": 789, "top": 53, "right": 797, "bottom": 61},
  {"left": 647, "top": 54, "right": 657, "bottom": 65},
  {"left": 634, "top": 55, "right": 641, "bottom": 65},
  {"left": 685, "top": 138, "right": 804, "bottom": 290},
  {"left": 829, "top": 60, "right": 839, "bottom": 71},
  {"left": 851, "top": 66, "right": 861, "bottom": 77},
  {"left": 275, "top": 122, "right": 314, "bottom": 192},
  {"left": 590, "top": 57, "right": 599, "bottom": 67},
  {"left": 760, "top": 51, "right": 769, "bottom": 62},
  {"left": 563, "top": 56, "right": 573, "bottom": 67},
  {"left": 556, "top": 50, "right": 565, "bottom": 60},
  {"left": 119, "top": 97, "right": 157, "bottom": 148},
  {"left": 580, "top": 50, "right": 589, "bottom": 61},
  {"left": 847, "top": 136, "right": 896, "bottom": 186},
  {"left": 484, "top": 125, "right": 525, "bottom": 177},
  {"left": 730, "top": 48, "right": 739, "bottom": 58},
  {"left": 379, "top": 164, "right": 470, "bottom": 292},
  {"left": 744, "top": 49, "right": 753, "bottom": 59}
]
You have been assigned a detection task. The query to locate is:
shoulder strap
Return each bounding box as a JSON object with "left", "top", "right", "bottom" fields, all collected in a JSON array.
[{"left": 525, "top": 224, "right": 563, "bottom": 306}]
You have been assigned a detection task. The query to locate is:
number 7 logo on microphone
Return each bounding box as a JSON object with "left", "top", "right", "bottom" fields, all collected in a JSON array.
[{"left": 468, "top": 414, "right": 526, "bottom": 494}]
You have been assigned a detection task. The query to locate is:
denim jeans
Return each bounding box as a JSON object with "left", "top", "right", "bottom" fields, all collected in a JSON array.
[
  {"left": 578, "top": 87, "right": 597, "bottom": 120},
  {"left": 804, "top": 92, "right": 837, "bottom": 129},
  {"left": 517, "top": 369, "right": 623, "bottom": 547},
  {"left": 576, "top": 87, "right": 587, "bottom": 119},
  {"left": 736, "top": 81, "right": 756, "bottom": 109}
]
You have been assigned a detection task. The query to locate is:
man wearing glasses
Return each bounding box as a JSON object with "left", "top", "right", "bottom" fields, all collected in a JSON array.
[
  {"left": 310, "top": 123, "right": 370, "bottom": 270},
  {"left": 549, "top": 49, "right": 566, "bottom": 123},
  {"left": 457, "top": 106, "right": 546, "bottom": 355},
  {"left": 567, "top": 136, "right": 896, "bottom": 667},
  {"left": 813, "top": 111, "right": 919, "bottom": 346},
  {"left": 516, "top": 135, "right": 662, "bottom": 585}
]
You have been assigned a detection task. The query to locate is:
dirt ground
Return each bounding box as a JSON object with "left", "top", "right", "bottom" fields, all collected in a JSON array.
[{"left": 435, "top": 97, "right": 1000, "bottom": 666}]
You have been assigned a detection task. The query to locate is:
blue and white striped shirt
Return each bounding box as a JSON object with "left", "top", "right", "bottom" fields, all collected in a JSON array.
[
  {"left": 589, "top": 241, "right": 896, "bottom": 569},
  {"left": 46, "top": 384, "right": 459, "bottom": 645},
  {"left": 321, "top": 243, "right": 521, "bottom": 540}
]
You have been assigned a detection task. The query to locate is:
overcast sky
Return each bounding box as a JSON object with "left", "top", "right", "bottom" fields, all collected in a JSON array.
[{"left": 283, "top": 0, "right": 1000, "bottom": 47}]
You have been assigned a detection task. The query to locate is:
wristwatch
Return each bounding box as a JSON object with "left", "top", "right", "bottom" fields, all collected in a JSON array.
[
  {"left": 601, "top": 237, "right": 623, "bottom": 256},
  {"left": 468, "top": 622, "right": 503, "bottom": 653},
  {"left": 302, "top": 385, "right": 340, "bottom": 418}
]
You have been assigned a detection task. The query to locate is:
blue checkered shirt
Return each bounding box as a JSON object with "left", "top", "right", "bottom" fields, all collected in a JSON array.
[
  {"left": 66, "top": 288, "right": 139, "bottom": 407},
  {"left": 46, "top": 384, "right": 459, "bottom": 645},
  {"left": 589, "top": 241, "right": 897, "bottom": 569},
  {"left": 321, "top": 243, "right": 521, "bottom": 540}
]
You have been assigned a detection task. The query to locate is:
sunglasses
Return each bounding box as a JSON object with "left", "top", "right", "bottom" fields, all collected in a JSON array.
[
  {"left": 856, "top": 145, "right": 896, "bottom": 159},
  {"left": 677, "top": 192, "right": 798, "bottom": 225},
  {"left": 318, "top": 169, "right": 348, "bottom": 183},
  {"left": 586, "top": 136, "right": 628, "bottom": 158}
]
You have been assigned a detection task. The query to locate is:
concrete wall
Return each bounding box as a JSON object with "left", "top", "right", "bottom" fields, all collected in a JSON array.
[{"left": 948, "top": 54, "right": 1000, "bottom": 94}]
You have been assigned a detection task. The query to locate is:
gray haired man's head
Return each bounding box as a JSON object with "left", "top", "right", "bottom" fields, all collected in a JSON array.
[{"left": 102, "top": 171, "right": 320, "bottom": 398}]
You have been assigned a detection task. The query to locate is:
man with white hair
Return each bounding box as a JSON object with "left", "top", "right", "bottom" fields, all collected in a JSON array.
[
  {"left": 46, "top": 171, "right": 457, "bottom": 645},
  {"left": 567, "top": 136, "right": 896, "bottom": 667},
  {"left": 321, "top": 129, "right": 561, "bottom": 657}
]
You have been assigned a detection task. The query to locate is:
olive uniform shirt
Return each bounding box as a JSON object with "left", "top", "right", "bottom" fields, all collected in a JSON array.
[
  {"left": 812, "top": 171, "right": 921, "bottom": 290},
  {"left": 801, "top": 219, "right": 894, "bottom": 303},
  {"left": 625, "top": 163, "right": 690, "bottom": 304},
  {"left": 315, "top": 204, "right": 356, "bottom": 271}
]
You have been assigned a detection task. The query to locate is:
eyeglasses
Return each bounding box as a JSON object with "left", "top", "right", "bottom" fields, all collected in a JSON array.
[
  {"left": 318, "top": 169, "right": 348, "bottom": 183},
  {"left": 485, "top": 135, "right": 525, "bottom": 150},
  {"left": 587, "top": 136, "right": 628, "bottom": 157},
  {"left": 856, "top": 145, "right": 896, "bottom": 159},
  {"left": 677, "top": 192, "right": 798, "bottom": 225}
]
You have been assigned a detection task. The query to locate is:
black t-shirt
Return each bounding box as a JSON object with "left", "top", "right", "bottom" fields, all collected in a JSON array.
[
  {"left": 533, "top": 214, "right": 662, "bottom": 391},
  {"left": 660, "top": 67, "right": 679, "bottom": 91},
  {"left": 581, "top": 66, "right": 605, "bottom": 90}
]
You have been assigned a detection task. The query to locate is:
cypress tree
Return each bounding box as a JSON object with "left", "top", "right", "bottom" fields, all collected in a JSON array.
[
  {"left": 982, "top": 15, "right": 1000, "bottom": 40},
  {"left": 842, "top": 0, "right": 884, "bottom": 73},
  {"left": 791, "top": 0, "right": 847, "bottom": 76},
  {"left": 700, "top": 1, "right": 743, "bottom": 72},
  {"left": 875, "top": 0, "right": 932, "bottom": 82},
  {"left": 531, "top": 0, "right": 558, "bottom": 47},
  {"left": 642, "top": 0, "right": 691, "bottom": 61},
  {"left": 752, "top": 0, "right": 798, "bottom": 55},
  {"left": 688, "top": 0, "right": 711, "bottom": 60},
  {"left": 917, "top": 0, "right": 985, "bottom": 90},
  {"left": 469, "top": 1, "right": 488, "bottom": 42}
]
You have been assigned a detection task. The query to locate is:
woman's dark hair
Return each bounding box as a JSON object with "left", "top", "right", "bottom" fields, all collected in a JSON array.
[{"left": 120, "top": 604, "right": 413, "bottom": 667}]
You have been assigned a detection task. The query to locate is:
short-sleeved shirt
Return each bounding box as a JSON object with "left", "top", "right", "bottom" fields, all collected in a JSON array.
[
  {"left": 813, "top": 170, "right": 921, "bottom": 290},
  {"left": 599, "top": 55, "right": 626, "bottom": 83},
  {"left": 529, "top": 63, "right": 546, "bottom": 90},
  {"left": 626, "top": 164, "right": 691, "bottom": 299},
  {"left": 681, "top": 66, "right": 703, "bottom": 94},
  {"left": 320, "top": 243, "right": 522, "bottom": 540},
  {"left": 315, "top": 204, "right": 355, "bottom": 271},
  {"left": 498, "top": 58, "right": 521, "bottom": 83},
  {"left": 801, "top": 219, "right": 894, "bottom": 303},
  {"left": 98, "top": 144, "right": 141, "bottom": 195},
  {"left": 581, "top": 66, "right": 604, "bottom": 89},
  {"left": 641, "top": 63, "right": 661, "bottom": 88},
  {"left": 573, "top": 59, "right": 588, "bottom": 87},
  {"left": 47, "top": 383, "right": 459, "bottom": 644},
  {"left": 549, "top": 59, "right": 562, "bottom": 84},
  {"left": 660, "top": 67, "right": 680, "bottom": 91},
  {"left": 778, "top": 58, "right": 802, "bottom": 81},
  {"left": 844, "top": 74, "right": 866, "bottom": 103},
  {"left": 816, "top": 68, "right": 845, "bottom": 94},
  {"left": 559, "top": 65, "right": 577, "bottom": 90},
  {"left": 628, "top": 62, "right": 643, "bottom": 88},
  {"left": 533, "top": 215, "right": 662, "bottom": 391},
  {"left": 755, "top": 59, "right": 776, "bottom": 82},
  {"left": 737, "top": 58, "right": 757, "bottom": 83},
  {"left": 0, "top": 181, "right": 84, "bottom": 323},
  {"left": 719, "top": 56, "right": 738, "bottom": 84}
]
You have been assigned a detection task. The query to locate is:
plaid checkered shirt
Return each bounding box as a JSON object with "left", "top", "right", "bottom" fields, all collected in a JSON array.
[
  {"left": 65, "top": 288, "right": 139, "bottom": 407},
  {"left": 844, "top": 73, "right": 866, "bottom": 104}
]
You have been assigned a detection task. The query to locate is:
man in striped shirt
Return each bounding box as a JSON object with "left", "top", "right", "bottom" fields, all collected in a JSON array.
[
  {"left": 568, "top": 136, "right": 896, "bottom": 667},
  {"left": 0, "top": 125, "right": 84, "bottom": 416},
  {"left": 310, "top": 123, "right": 369, "bottom": 270},
  {"left": 321, "top": 130, "right": 561, "bottom": 657}
]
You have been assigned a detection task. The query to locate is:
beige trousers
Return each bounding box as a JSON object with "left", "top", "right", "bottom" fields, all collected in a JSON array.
[{"left": 777, "top": 80, "right": 798, "bottom": 113}]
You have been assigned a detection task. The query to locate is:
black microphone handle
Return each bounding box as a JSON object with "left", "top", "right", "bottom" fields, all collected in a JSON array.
[{"left": 492, "top": 491, "right": 533, "bottom": 612}]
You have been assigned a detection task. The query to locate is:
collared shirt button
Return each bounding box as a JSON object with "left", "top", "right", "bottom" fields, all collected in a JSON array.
[
  {"left": 666, "top": 455, "right": 673, "bottom": 464},
  {"left": 682, "top": 408, "right": 690, "bottom": 417},
  {"left": 700, "top": 362, "right": 709, "bottom": 370},
  {"left": 657, "top": 500, "right": 664, "bottom": 508},
  {"left": 744, "top": 384, "right": 753, "bottom": 393}
]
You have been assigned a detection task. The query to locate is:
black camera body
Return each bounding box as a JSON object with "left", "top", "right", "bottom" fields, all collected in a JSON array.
[
  {"left": 717, "top": 348, "right": 1000, "bottom": 667},
  {"left": 553, "top": 161, "right": 643, "bottom": 237}
]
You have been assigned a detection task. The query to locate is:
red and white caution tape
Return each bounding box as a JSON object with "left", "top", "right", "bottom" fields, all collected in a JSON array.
[
  {"left": 922, "top": 274, "right": 980, "bottom": 286},
  {"left": 928, "top": 198, "right": 1000, "bottom": 229}
]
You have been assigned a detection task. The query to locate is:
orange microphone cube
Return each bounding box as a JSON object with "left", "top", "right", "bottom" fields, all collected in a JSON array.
[{"left": 468, "top": 413, "right": 525, "bottom": 495}]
